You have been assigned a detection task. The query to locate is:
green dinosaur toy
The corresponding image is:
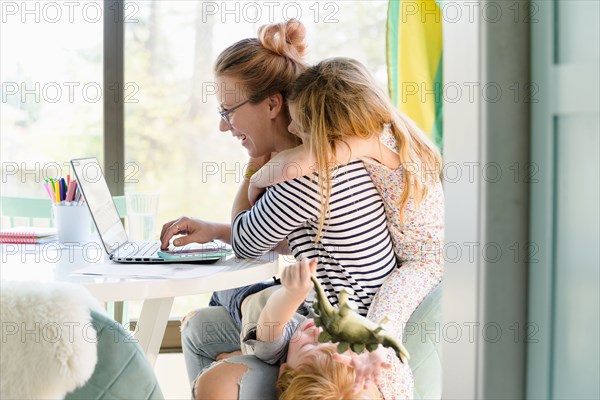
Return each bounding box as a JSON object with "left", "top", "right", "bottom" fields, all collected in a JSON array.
[{"left": 310, "top": 275, "right": 410, "bottom": 363}]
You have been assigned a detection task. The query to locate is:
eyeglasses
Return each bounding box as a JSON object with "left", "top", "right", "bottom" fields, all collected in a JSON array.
[{"left": 218, "top": 99, "right": 250, "bottom": 128}]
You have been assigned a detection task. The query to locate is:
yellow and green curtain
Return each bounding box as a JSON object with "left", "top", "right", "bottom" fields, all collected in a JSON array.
[{"left": 387, "top": 0, "right": 443, "bottom": 150}]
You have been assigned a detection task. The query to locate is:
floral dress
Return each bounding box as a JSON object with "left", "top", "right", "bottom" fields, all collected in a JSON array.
[{"left": 364, "top": 126, "right": 445, "bottom": 400}]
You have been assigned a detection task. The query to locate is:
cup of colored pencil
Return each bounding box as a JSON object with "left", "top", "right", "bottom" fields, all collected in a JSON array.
[{"left": 44, "top": 175, "right": 91, "bottom": 243}]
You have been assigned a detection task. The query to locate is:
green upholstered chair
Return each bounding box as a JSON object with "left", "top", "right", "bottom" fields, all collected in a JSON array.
[
  {"left": 65, "top": 310, "right": 164, "bottom": 400},
  {"left": 404, "top": 283, "right": 443, "bottom": 400},
  {"left": 0, "top": 281, "right": 163, "bottom": 400}
]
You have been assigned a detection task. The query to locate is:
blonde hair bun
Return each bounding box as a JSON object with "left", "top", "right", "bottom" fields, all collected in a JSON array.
[{"left": 258, "top": 19, "right": 307, "bottom": 64}]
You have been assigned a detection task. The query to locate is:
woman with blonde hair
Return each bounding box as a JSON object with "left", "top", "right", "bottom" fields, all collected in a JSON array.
[{"left": 160, "top": 23, "right": 405, "bottom": 399}]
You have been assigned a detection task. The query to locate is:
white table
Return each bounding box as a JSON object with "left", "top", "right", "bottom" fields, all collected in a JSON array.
[{"left": 0, "top": 242, "right": 280, "bottom": 366}]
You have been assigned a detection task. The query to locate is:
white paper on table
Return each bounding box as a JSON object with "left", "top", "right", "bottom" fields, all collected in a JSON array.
[{"left": 70, "top": 263, "right": 227, "bottom": 279}]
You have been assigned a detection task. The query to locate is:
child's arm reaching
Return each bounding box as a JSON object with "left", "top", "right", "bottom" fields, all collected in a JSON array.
[
  {"left": 248, "top": 144, "right": 314, "bottom": 205},
  {"left": 333, "top": 346, "right": 393, "bottom": 394},
  {"left": 256, "top": 258, "right": 317, "bottom": 342}
]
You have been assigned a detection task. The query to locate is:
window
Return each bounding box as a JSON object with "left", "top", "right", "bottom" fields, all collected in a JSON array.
[
  {"left": 1, "top": 1, "right": 103, "bottom": 200},
  {"left": 123, "top": 0, "right": 388, "bottom": 316}
]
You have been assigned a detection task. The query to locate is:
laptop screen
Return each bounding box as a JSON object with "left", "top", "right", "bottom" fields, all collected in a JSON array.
[{"left": 71, "top": 158, "right": 128, "bottom": 254}]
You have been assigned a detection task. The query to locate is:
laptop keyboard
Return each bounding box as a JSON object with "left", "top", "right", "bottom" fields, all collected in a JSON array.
[{"left": 115, "top": 241, "right": 160, "bottom": 258}]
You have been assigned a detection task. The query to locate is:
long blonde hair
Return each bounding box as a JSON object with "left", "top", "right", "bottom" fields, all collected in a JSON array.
[
  {"left": 214, "top": 19, "right": 307, "bottom": 103},
  {"left": 288, "top": 57, "right": 442, "bottom": 240},
  {"left": 277, "top": 347, "right": 382, "bottom": 400}
]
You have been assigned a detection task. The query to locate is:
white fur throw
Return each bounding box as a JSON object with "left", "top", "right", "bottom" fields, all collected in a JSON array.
[{"left": 1, "top": 281, "right": 104, "bottom": 399}]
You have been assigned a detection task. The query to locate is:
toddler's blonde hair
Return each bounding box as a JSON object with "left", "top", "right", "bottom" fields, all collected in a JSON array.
[{"left": 277, "top": 346, "right": 383, "bottom": 400}]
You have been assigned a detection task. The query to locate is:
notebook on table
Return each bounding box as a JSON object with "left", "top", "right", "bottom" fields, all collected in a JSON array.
[
  {"left": 70, "top": 157, "right": 231, "bottom": 263},
  {"left": 0, "top": 227, "right": 58, "bottom": 244}
]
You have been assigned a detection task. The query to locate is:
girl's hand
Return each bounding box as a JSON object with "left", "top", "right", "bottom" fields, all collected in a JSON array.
[
  {"left": 280, "top": 259, "right": 317, "bottom": 300},
  {"left": 332, "top": 346, "right": 392, "bottom": 394}
]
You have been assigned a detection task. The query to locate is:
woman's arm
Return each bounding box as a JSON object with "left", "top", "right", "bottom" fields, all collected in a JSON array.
[
  {"left": 232, "top": 155, "right": 272, "bottom": 220},
  {"left": 231, "top": 176, "right": 320, "bottom": 259},
  {"left": 159, "top": 156, "right": 272, "bottom": 250}
]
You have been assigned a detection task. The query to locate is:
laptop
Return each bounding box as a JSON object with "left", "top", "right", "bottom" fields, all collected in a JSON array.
[{"left": 71, "top": 157, "right": 230, "bottom": 263}]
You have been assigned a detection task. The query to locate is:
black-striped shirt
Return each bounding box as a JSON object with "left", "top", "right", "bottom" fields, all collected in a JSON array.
[{"left": 232, "top": 160, "right": 397, "bottom": 316}]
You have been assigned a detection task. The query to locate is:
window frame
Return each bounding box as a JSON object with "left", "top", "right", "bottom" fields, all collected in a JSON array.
[{"left": 103, "top": 0, "right": 125, "bottom": 196}]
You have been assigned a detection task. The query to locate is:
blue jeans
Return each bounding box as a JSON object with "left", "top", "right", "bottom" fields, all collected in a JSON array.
[
  {"left": 181, "top": 303, "right": 278, "bottom": 399},
  {"left": 208, "top": 280, "right": 278, "bottom": 330}
]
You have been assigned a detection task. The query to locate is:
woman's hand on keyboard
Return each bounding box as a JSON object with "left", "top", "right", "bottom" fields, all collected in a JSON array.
[{"left": 159, "top": 217, "right": 231, "bottom": 250}]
